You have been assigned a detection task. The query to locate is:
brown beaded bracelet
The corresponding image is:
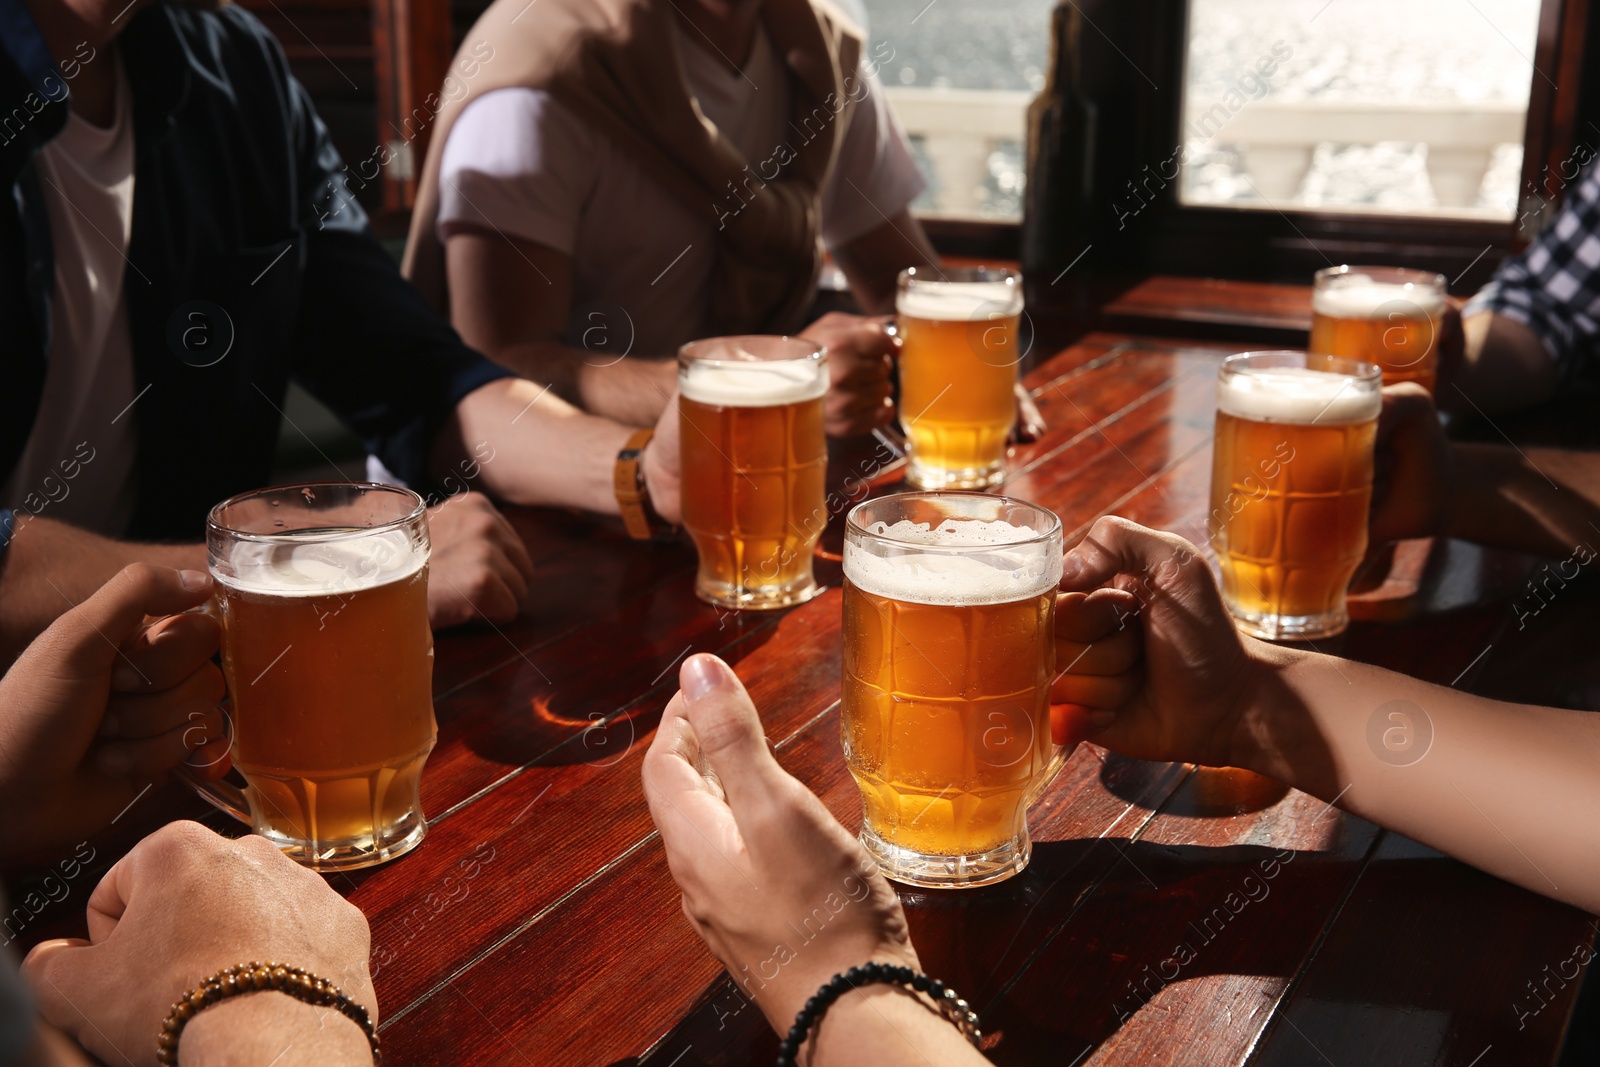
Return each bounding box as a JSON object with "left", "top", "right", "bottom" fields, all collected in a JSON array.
[{"left": 155, "top": 961, "right": 380, "bottom": 1066}]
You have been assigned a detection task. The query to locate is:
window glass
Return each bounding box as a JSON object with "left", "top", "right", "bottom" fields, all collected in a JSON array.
[
  {"left": 1181, "top": 0, "right": 1541, "bottom": 219},
  {"left": 860, "top": 0, "right": 1052, "bottom": 219}
]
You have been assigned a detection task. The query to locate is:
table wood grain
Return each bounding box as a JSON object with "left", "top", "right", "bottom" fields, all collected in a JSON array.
[{"left": 9, "top": 331, "right": 1595, "bottom": 1067}]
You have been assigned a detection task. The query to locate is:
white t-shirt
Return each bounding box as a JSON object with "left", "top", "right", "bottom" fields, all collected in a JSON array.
[
  {"left": 437, "top": 23, "right": 924, "bottom": 355},
  {"left": 3, "top": 54, "right": 140, "bottom": 535}
]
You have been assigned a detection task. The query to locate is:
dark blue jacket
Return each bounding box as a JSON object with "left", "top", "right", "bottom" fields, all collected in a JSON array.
[{"left": 0, "top": 0, "right": 509, "bottom": 540}]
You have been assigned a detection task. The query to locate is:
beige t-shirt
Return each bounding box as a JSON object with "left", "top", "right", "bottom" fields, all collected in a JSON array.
[
  {"left": 436, "top": 23, "right": 923, "bottom": 355},
  {"left": 3, "top": 54, "right": 140, "bottom": 535}
]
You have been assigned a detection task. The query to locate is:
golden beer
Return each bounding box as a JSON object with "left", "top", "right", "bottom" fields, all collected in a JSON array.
[
  {"left": 679, "top": 336, "right": 827, "bottom": 610},
  {"left": 203, "top": 484, "right": 436, "bottom": 870},
  {"left": 1208, "top": 352, "right": 1382, "bottom": 641},
  {"left": 842, "top": 493, "right": 1063, "bottom": 888},
  {"left": 897, "top": 267, "right": 1023, "bottom": 490},
  {"left": 1310, "top": 266, "right": 1447, "bottom": 392}
]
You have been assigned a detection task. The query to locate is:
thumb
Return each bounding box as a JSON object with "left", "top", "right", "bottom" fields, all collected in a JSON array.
[
  {"left": 35, "top": 564, "right": 213, "bottom": 679},
  {"left": 676, "top": 654, "right": 782, "bottom": 810},
  {"left": 1060, "top": 516, "right": 1203, "bottom": 595}
]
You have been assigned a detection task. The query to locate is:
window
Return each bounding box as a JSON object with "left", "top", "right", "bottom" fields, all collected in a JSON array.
[
  {"left": 860, "top": 0, "right": 1050, "bottom": 220},
  {"left": 1180, "top": 0, "right": 1542, "bottom": 220}
]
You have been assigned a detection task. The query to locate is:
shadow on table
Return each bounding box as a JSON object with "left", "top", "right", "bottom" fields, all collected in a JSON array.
[
  {"left": 636, "top": 832, "right": 1589, "bottom": 1066},
  {"left": 632, "top": 836, "right": 1345, "bottom": 1067},
  {"left": 1099, "top": 762, "right": 1290, "bottom": 818},
  {"left": 449, "top": 591, "right": 785, "bottom": 772}
]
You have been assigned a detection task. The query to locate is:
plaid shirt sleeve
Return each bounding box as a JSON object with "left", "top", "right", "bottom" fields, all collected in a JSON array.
[{"left": 1463, "top": 160, "right": 1600, "bottom": 380}]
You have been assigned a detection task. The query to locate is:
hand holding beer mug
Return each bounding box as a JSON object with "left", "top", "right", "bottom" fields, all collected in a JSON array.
[
  {"left": 182, "top": 483, "right": 437, "bottom": 870},
  {"left": 842, "top": 492, "right": 1065, "bottom": 888},
  {"left": 679, "top": 336, "right": 828, "bottom": 610},
  {"left": 1209, "top": 352, "right": 1382, "bottom": 641},
  {"left": 1310, "top": 265, "right": 1447, "bottom": 392},
  {"left": 897, "top": 267, "right": 1024, "bottom": 490}
]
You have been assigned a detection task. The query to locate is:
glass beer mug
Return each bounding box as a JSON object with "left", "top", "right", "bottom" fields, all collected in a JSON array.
[
  {"left": 841, "top": 491, "right": 1067, "bottom": 888},
  {"left": 678, "top": 335, "right": 829, "bottom": 610},
  {"left": 181, "top": 483, "right": 438, "bottom": 871}
]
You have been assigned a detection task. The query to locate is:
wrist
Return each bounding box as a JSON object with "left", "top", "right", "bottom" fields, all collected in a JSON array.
[
  {"left": 1224, "top": 639, "right": 1311, "bottom": 778},
  {"left": 754, "top": 946, "right": 920, "bottom": 1035},
  {"left": 178, "top": 992, "right": 372, "bottom": 1066}
]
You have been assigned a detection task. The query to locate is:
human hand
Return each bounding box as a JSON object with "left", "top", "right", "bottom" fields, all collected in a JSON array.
[
  {"left": 1052, "top": 517, "right": 1264, "bottom": 769},
  {"left": 1369, "top": 384, "right": 1453, "bottom": 546},
  {"left": 798, "top": 312, "right": 896, "bottom": 436},
  {"left": 0, "top": 564, "right": 225, "bottom": 861},
  {"left": 22, "top": 821, "right": 376, "bottom": 1067},
  {"left": 424, "top": 492, "right": 534, "bottom": 628},
  {"left": 641, "top": 654, "right": 916, "bottom": 1032},
  {"left": 643, "top": 394, "right": 682, "bottom": 525}
]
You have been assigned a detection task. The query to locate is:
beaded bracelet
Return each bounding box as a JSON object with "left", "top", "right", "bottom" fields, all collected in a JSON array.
[
  {"left": 776, "top": 961, "right": 982, "bottom": 1066},
  {"left": 155, "top": 961, "right": 380, "bottom": 1066}
]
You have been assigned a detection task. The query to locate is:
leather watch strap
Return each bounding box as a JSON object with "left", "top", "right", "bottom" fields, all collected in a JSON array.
[{"left": 614, "top": 428, "right": 660, "bottom": 540}]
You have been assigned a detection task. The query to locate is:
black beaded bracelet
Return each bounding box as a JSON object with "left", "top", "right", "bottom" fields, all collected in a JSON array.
[{"left": 776, "top": 961, "right": 982, "bottom": 1066}]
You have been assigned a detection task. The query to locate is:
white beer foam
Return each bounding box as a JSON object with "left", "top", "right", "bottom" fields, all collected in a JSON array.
[
  {"left": 1312, "top": 280, "right": 1446, "bottom": 319},
  {"left": 215, "top": 529, "right": 424, "bottom": 597},
  {"left": 1217, "top": 366, "right": 1380, "bottom": 426},
  {"left": 896, "top": 281, "right": 1022, "bottom": 321},
  {"left": 679, "top": 356, "right": 826, "bottom": 407},
  {"left": 845, "top": 519, "right": 1062, "bottom": 606}
]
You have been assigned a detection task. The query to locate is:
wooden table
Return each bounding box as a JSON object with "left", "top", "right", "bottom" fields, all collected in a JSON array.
[{"left": 14, "top": 331, "right": 1598, "bottom": 1066}]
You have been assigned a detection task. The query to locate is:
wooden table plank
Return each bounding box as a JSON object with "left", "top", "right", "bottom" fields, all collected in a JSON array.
[{"left": 1100, "top": 275, "right": 1312, "bottom": 337}]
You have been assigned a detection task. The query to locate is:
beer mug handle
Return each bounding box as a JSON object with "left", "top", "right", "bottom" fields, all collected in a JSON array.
[
  {"left": 175, "top": 748, "right": 252, "bottom": 826},
  {"left": 172, "top": 598, "right": 254, "bottom": 827},
  {"left": 1024, "top": 741, "right": 1072, "bottom": 809}
]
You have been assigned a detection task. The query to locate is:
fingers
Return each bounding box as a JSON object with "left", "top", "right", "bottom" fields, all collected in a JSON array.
[
  {"left": 1056, "top": 588, "right": 1142, "bottom": 644},
  {"left": 1376, "top": 382, "right": 1436, "bottom": 444},
  {"left": 823, "top": 320, "right": 896, "bottom": 435},
  {"left": 1060, "top": 516, "right": 1204, "bottom": 594},
  {"left": 1051, "top": 671, "right": 1139, "bottom": 710},
  {"left": 34, "top": 564, "right": 213, "bottom": 680},
  {"left": 100, "top": 660, "right": 225, "bottom": 741},
  {"left": 674, "top": 654, "right": 783, "bottom": 811},
  {"left": 110, "top": 611, "right": 221, "bottom": 693},
  {"left": 475, "top": 496, "right": 536, "bottom": 582},
  {"left": 95, "top": 696, "right": 225, "bottom": 779},
  {"left": 1055, "top": 590, "right": 1142, "bottom": 711},
  {"left": 429, "top": 493, "right": 533, "bottom": 605},
  {"left": 826, "top": 390, "right": 894, "bottom": 436}
]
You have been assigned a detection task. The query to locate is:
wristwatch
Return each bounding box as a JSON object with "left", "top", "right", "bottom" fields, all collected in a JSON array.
[{"left": 613, "top": 429, "right": 670, "bottom": 540}]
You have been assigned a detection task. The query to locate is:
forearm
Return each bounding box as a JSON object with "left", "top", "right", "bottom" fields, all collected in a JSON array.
[
  {"left": 0, "top": 515, "right": 203, "bottom": 663},
  {"left": 1239, "top": 643, "right": 1600, "bottom": 913},
  {"left": 491, "top": 342, "right": 676, "bottom": 427},
  {"left": 804, "top": 985, "right": 989, "bottom": 1067},
  {"left": 833, "top": 212, "right": 938, "bottom": 315},
  {"left": 433, "top": 379, "right": 634, "bottom": 515},
  {"left": 179, "top": 994, "right": 374, "bottom": 1067},
  {"left": 1443, "top": 443, "right": 1600, "bottom": 558},
  {"left": 1444, "top": 312, "right": 1560, "bottom": 414}
]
